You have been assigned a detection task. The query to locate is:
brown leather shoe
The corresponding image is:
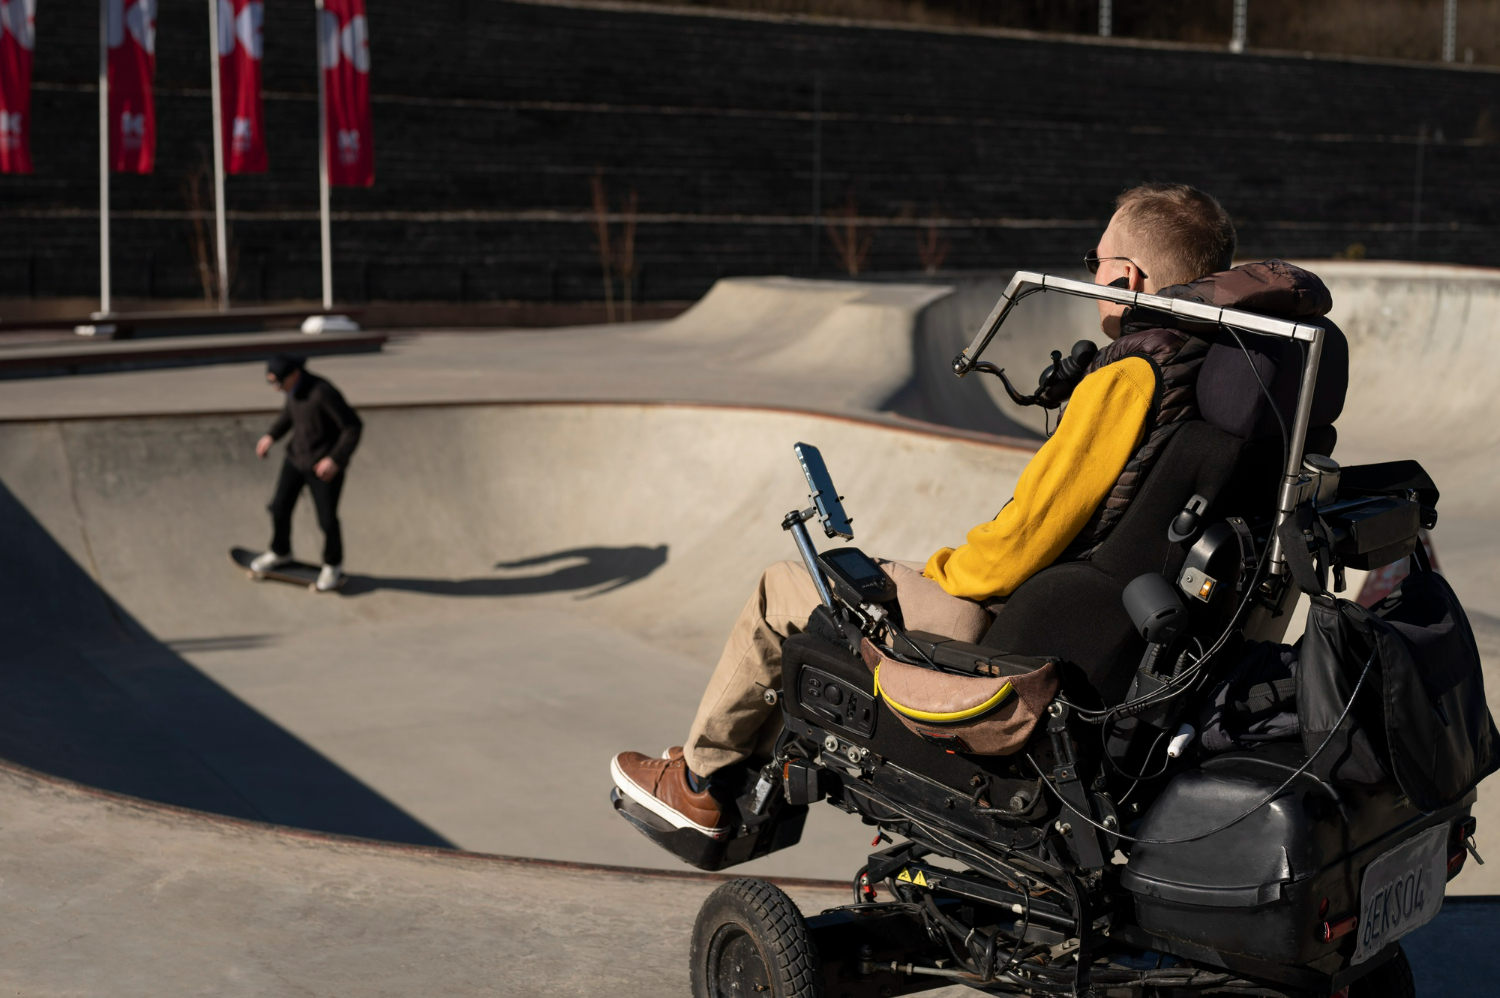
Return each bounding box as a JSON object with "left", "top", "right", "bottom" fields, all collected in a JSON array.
[
  {"left": 661, "top": 745, "right": 684, "bottom": 762},
  {"left": 611, "top": 750, "right": 729, "bottom": 839}
]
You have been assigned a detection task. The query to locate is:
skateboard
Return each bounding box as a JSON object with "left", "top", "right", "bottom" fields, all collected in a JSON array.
[{"left": 229, "top": 547, "right": 347, "bottom": 592}]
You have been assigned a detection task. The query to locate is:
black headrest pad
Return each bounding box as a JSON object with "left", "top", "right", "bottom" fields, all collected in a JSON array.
[{"left": 1197, "top": 319, "right": 1348, "bottom": 440}]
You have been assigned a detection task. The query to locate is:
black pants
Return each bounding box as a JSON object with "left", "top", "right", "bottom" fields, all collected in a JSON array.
[{"left": 268, "top": 459, "right": 346, "bottom": 566}]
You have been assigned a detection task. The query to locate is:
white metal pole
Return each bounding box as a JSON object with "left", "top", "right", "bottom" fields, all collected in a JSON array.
[
  {"left": 315, "top": 0, "right": 333, "bottom": 310},
  {"left": 98, "top": 0, "right": 111, "bottom": 315},
  {"left": 1230, "top": 0, "right": 1247, "bottom": 53},
  {"left": 1443, "top": 0, "right": 1458, "bottom": 63},
  {"left": 208, "top": 0, "right": 229, "bottom": 309},
  {"left": 1098, "top": 0, "right": 1112, "bottom": 38}
]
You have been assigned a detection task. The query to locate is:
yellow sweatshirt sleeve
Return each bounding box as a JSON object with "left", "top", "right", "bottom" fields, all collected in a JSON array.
[{"left": 923, "top": 356, "right": 1158, "bottom": 600}]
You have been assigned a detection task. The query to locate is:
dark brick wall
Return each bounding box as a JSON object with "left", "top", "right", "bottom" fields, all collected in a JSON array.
[{"left": 2, "top": 0, "right": 1497, "bottom": 304}]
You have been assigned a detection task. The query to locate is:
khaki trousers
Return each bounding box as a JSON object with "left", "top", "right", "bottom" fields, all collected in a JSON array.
[{"left": 683, "top": 559, "right": 992, "bottom": 777}]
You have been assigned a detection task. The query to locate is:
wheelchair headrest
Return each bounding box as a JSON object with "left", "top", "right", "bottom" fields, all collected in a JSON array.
[
  {"left": 1197, "top": 321, "right": 1348, "bottom": 440},
  {"left": 1124, "top": 261, "right": 1349, "bottom": 441}
]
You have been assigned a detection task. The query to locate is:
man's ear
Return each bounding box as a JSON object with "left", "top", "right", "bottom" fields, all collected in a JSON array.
[{"left": 1127, "top": 263, "right": 1147, "bottom": 292}]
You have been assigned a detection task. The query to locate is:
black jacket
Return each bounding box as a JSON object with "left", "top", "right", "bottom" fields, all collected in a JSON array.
[{"left": 267, "top": 372, "right": 362, "bottom": 471}]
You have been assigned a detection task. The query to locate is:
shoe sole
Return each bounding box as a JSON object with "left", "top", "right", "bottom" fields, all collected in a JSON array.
[{"left": 610, "top": 755, "right": 730, "bottom": 840}]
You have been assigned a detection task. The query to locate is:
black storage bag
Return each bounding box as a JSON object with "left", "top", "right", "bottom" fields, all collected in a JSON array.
[
  {"left": 1294, "top": 540, "right": 1499, "bottom": 810},
  {"left": 1197, "top": 639, "right": 1300, "bottom": 753}
]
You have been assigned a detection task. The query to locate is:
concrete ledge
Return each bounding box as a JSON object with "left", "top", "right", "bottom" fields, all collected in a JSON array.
[{"left": 0, "top": 330, "right": 388, "bottom": 379}]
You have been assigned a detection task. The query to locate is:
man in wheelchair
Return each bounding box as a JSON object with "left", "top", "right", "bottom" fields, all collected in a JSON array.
[
  {"left": 613, "top": 182, "right": 1317, "bottom": 836},
  {"left": 610, "top": 183, "right": 1497, "bottom": 996}
]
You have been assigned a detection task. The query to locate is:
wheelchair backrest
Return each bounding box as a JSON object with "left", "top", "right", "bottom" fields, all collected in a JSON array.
[{"left": 981, "top": 419, "right": 1249, "bottom": 703}]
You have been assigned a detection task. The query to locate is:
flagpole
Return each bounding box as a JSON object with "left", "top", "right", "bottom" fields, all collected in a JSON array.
[
  {"left": 314, "top": 0, "right": 333, "bottom": 310},
  {"left": 98, "top": 0, "right": 111, "bottom": 315},
  {"left": 207, "top": 0, "right": 230, "bottom": 309}
]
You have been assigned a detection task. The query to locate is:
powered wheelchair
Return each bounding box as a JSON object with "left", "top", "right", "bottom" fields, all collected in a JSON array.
[{"left": 612, "top": 272, "right": 1493, "bottom": 998}]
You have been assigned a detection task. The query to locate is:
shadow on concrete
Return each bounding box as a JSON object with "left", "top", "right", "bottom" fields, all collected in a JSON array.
[
  {"left": 0, "top": 482, "right": 452, "bottom": 848},
  {"left": 1405, "top": 896, "right": 1500, "bottom": 992},
  {"left": 340, "top": 544, "right": 669, "bottom": 599}
]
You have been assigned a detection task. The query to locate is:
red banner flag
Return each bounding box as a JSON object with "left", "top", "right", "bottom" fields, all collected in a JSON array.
[
  {"left": 0, "top": 0, "right": 35, "bottom": 174},
  {"left": 107, "top": 0, "right": 156, "bottom": 174},
  {"left": 319, "top": 0, "right": 373, "bottom": 187},
  {"left": 218, "top": 0, "right": 266, "bottom": 173}
]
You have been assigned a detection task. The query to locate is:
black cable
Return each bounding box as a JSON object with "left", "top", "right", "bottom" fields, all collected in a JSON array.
[
  {"left": 1099, "top": 722, "right": 1172, "bottom": 785},
  {"left": 1006, "top": 886, "right": 1032, "bottom": 973},
  {"left": 1029, "top": 647, "right": 1375, "bottom": 846},
  {"left": 885, "top": 617, "right": 941, "bottom": 672},
  {"left": 1224, "top": 326, "right": 1290, "bottom": 479},
  {"left": 920, "top": 893, "right": 986, "bottom": 977}
]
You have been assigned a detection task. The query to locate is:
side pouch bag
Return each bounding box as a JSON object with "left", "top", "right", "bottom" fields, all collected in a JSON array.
[
  {"left": 1297, "top": 595, "right": 1391, "bottom": 785},
  {"left": 1369, "top": 550, "right": 1499, "bottom": 811},
  {"left": 859, "top": 637, "right": 1058, "bottom": 755},
  {"left": 1296, "top": 541, "right": 1500, "bottom": 808}
]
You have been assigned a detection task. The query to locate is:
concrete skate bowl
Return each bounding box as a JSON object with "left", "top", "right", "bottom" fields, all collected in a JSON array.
[
  {"left": 2, "top": 264, "right": 1500, "bottom": 994},
  {"left": 0, "top": 401, "right": 1032, "bottom": 879}
]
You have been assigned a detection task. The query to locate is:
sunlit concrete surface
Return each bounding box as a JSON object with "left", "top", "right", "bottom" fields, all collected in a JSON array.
[
  {"left": 0, "top": 262, "right": 1497, "bottom": 994},
  {"left": 0, "top": 760, "right": 1487, "bottom": 997},
  {"left": 0, "top": 761, "right": 852, "bottom": 997}
]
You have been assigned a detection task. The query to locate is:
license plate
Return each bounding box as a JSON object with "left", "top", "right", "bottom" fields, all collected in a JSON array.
[{"left": 1351, "top": 825, "right": 1447, "bottom": 965}]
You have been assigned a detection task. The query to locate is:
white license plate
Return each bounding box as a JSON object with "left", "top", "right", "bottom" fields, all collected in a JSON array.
[{"left": 1351, "top": 825, "right": 1447, "bottom": 965}]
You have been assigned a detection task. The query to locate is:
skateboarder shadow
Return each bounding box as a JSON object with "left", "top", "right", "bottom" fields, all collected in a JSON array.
[{"left": 339, "top": 544, "right": 668, "bottom": 598}]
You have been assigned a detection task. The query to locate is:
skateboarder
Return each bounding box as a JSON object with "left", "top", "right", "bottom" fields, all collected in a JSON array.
[{"left": 248, "top": 355, "right": 363, "bottom": 592}]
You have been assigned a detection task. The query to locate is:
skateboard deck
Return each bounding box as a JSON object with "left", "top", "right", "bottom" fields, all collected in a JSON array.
[{"left": 229, "top": 547, "right": 346, "bottom": 591}]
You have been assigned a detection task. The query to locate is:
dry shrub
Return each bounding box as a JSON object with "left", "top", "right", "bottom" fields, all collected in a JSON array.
[
  {"left": 826, "top": 193, "right": 873, "bottom": 275},
  {"left": 588, "top": 171, "right": 642, "bottom": 322},
  {"left": 916, "top": 219, "right": 950, "bottom": 274}
]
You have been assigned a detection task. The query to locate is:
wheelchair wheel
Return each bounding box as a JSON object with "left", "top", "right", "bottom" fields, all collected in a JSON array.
[
  {"left": 1345, "top": 946, "right": 1415, "bottom": 998},
  {"left": 690, "top": 878, "right": 823, "bottom": 998}
]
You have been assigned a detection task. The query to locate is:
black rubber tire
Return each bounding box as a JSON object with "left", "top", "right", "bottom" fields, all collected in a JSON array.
[
  {"left": 690, "top": 878, "right": 824, "bottom": 998},
  {"left": 1347, "top": 945, "right": 1416, "bottom": 998}
]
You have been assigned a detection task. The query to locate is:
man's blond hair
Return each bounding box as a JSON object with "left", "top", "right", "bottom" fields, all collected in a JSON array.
[{"left": 1113, "top": 184, "right": 1237, "bottom": 288}]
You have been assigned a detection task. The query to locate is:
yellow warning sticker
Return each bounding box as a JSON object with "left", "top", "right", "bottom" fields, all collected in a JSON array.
[{"left": 895, "top": 867, "right": 928, "bottom": 886}]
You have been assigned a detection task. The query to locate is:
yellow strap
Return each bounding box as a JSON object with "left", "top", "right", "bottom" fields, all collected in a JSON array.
[{"left": 873, "top": 664, "right": 1014, "bottom": 724}]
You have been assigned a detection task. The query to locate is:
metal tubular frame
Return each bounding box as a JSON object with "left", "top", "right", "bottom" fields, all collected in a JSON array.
[
  {"left": 207, "top": 0, "right": 230, "bottom": 311},
  {"left": 952, "top": 271, "right": 1326, "bottom": 578},
  {"left": 784, "top": 508, "right": 836, "bottom": 609},
  {"left": 97, "top": 0, "right": 110, "bottom": 316}
]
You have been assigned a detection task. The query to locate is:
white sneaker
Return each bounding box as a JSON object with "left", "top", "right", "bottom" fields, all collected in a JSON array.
[
  {"left": 249, "top": 551, "right": 291, "bottom": 574},
  {"left": 314, "top": 564, "right": 344, "bottom": 592}
]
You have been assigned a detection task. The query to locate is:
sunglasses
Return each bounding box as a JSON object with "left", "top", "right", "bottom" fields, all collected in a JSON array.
[{"left": 1084, "top": 249, "right": 1147, "bottom": 279}]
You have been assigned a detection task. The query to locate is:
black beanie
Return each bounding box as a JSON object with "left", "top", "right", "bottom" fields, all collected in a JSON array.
[{"left": 267, "top": 354, "right": 305, "bottom": 380}]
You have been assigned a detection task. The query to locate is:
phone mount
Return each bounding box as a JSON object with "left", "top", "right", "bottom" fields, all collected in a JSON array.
[{"left": 782, "top": 443, "right": 853, "bottom": 611}]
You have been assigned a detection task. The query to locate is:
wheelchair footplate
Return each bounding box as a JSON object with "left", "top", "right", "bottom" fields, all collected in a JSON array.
[{"left": 609, "top": 767, "right": 809, "bottom": 872}]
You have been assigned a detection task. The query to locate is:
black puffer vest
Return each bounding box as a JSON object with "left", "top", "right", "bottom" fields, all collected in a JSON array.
[
  {"left": 1059, "top": 259, "right": 1338, "bottom": 559},
  {"left": 1060, "top": 324, "right": 1207, "bottom": 558}
]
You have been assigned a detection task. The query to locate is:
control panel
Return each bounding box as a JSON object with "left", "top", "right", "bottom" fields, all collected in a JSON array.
[{"left": 798, "top": 665, "right": 876, "bottom": 738}]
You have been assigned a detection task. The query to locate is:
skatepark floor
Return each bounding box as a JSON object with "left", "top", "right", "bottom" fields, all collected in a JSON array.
[{"left": 1, "top": 266, "right": 1497, "bottom": 994}]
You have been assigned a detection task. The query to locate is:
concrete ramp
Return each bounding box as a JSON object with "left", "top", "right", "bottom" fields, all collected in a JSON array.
[{"left": 0, "top": 402, "right": 1031, "bottom": 879}]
